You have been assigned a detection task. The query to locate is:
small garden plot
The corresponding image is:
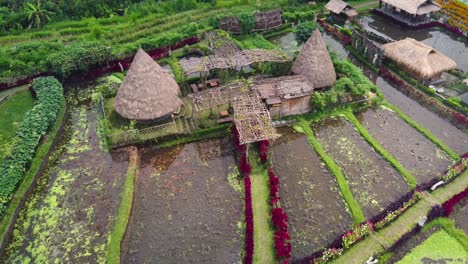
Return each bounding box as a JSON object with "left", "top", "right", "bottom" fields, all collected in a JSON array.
[
  {"left": 2, "top": 106, "right": 129, "bottom": 263},
  {"left": 122, "top": 138, "right": 243, "bottom": 264},
  {"left": 271, "top": 128, "right": 352, "bottom": 260},
  {"left": 312, "top": 117, "right": 410, "bottom": 218},
  {"left": 357, "top": 108, "right": 453, "bottom": 183},
  {"left": 0, "top": 90, "right": 34, "bottom": 160},
  {"left": 397, "top": 229, "right": 468, "bottom": 264},
  {"left": 377, "top": 78, "right": 468, "bottom": 155}
]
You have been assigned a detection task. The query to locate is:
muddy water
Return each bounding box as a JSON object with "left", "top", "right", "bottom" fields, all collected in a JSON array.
[
  {"left": 123, "top": 138, "right": 243, "bottom": 264},
  {"left": 322, "top": 33, "right": 349, "bottom": 59},
  {"left": 2, "top": 104, "right": 129, "bottom": 263},
  {"left": 268, "top": 32, "right": 301, "bottom": 58},
  {"left": 358, "top": 108, "right": 453, "bottom": 183},
  {"left": 271, "top": 128, "right": 352, "bottom": 260},
  {"left": 361, "top": 14, "right": 468, "bottom": 71},
  {"left": 377, "top": 78, "right": 468, "bottom": 155},
  {"left": 312, "top": 117, "right": 410, "bottom": 218},
  {"left": 451, "top": 198, "right": 468, "bottom": 234}
]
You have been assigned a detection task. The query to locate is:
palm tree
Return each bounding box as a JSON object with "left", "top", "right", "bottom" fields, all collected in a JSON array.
[{"left": 23, "top": 1, "right": 54, "bottom": 29}]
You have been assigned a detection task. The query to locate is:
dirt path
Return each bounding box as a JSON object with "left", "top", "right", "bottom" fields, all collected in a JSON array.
[
  {"left": 249, "top": 151, "right": 276, "bottom": 264},
  {"left": 331, "top": 171, "right": 468, "bottom": 264}
]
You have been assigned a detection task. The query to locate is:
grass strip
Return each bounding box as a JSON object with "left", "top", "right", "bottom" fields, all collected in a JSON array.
[
  {"left": 422, "top": 217, "right": 468, "bottom": 249},
  {"left": 0, "top": 98, "right": 66, "bottom": 246},
  {"left": 295, "top": 119, "right": 365, "bottom": 224},
  {"left": 106, "top": 148, "right": 139, "bottom": 264},
  {"left": 343, "top": 111, "right": 418, "bottom": 189},
  {"left": 249, "top": 149, "right": 276, "bottom": 264},
  {"left": 383, "top": 102, "right": 459, "bottom": 161}
]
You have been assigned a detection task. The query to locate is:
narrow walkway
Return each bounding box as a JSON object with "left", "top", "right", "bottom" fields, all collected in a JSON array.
[
  {"left": 332, "top": 171, "right": 468, "bottom": 264},
  {"left": 249, "top": 150, "right": 276, "bottom": 264}
]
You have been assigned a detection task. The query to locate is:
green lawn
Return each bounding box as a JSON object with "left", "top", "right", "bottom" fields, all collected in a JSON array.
[
  {"left": 397, "top": 230, "right": 468, "bottom": 264},
  {"left": 0, "top": 90, "right": 35, "bottom": 159},
  {"left": 249, "top": 149, "right": 276, "bottom": 264}
]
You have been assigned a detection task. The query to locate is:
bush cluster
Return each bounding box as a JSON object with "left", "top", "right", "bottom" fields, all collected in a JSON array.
[
  {"left": 0, "top": 76, "right": 64, "bottom": 216},
  {"left": 268, "top": 168, "right": 292, "bottom": 262}
]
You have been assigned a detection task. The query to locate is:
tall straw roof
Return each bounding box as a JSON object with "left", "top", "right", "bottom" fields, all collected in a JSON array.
[
  {"left": 381, "top": 0, "right": 441, "bottom": 15},
  {"left": 115, "top": 48, "right": 182, "bottom": 121},
  {"left": 292, "top": 29, "right": 336, "bottom": 88},
  {"left": 382, "top": 38, "right": 457, "bottom": 79},
  {"left": 326, "top": 0, "right": 358, "bottom": 17}
]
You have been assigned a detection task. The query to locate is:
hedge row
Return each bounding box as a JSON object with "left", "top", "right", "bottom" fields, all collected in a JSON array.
[
  {"left": 0, "top": 76, "right": 64, "bottom": 217},
  {"left": 268, "top": 168, "right": 292, "bottom": 262}
]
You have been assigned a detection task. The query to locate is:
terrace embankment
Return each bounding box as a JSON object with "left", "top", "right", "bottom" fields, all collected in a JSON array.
[
  {"left": 312, "top": 117, "right": 410, "bottom": 218},
  {"left": 1, "top": 105, "right": 130, "bottom": 263},
  {"left": 357, "top": 108, "right": 453, "bottom": 184},
  {"left": 122, "top": 138, "right": 243, "bottom": 263},
  {"left": 272, "top": 128, "right": 352, "bottom": 261}
]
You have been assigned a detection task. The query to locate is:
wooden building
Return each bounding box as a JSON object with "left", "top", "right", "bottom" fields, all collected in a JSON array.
[
  {"left": 325, "top": 0, "right": 358, "bottom": 21},
  {"left": 382, "top": 38, "right": 457, "bottom": 82},
  {"left": 253, "top": 76, "right": 315, "bottom": 118},
  {"left": 379, "top": 0, "right": 441, "bottom": 25}
]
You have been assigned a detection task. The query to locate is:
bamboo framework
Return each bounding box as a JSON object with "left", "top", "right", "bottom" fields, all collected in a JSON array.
[
  {"left": 254, "top": 10, "right": 283, "bottom": 31},
  {"left": 188, "top": 81, "right": 246, "bottom": 111},
  {"left": 232, "top": 92, "right": 279, "bottom": 144},
  {"left": 180, "top": 49, "right": 289, "bottom": 76}
]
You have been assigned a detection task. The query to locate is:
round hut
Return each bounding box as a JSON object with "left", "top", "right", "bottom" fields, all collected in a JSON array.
[
  {"left": 114, "top": 48, "right": 183, "bottom": 123},
  {"left": 291, "top": 29, "right": 337, "bottom": 89}
]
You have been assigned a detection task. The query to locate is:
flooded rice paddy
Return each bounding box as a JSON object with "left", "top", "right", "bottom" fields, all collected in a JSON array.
[
  {"left": 312, "top": 117, "right": 410, "bottom": 218},
  {"left": 122, "top": 138, "right": 243, "bottom": 264},
  {"left": 2, "top": 104, "right": 129, "bottom": 263},
  {"left": 357, "top": 108, "right": 453, "bottom": 183},
  {"left": 377, "top": 78, "right": 468, "bottom": 155},
  {"left": 271, "top": 128, "right": 352, "bottom": 261},
  {"left": 361, "top": 14, "right": 468, "bottom": 71}
]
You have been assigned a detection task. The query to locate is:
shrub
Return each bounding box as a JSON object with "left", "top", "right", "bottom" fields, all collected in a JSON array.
[
  {"left": 295, "top": 21, "right": 317, "bottom": 44},
  {"left": 258, "top": 140, "right": 269, "bottom": 162},
  {"left": 237, "top": 13, "right": 255, "bottom": 35},
  {"left": 0, "top": 76, "right": 64, "bottom": 216}
]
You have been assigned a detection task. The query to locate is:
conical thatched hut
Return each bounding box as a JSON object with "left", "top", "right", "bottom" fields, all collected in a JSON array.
[
  {"left": 292, "top": 29, "right": 336, "bottom": 89},
  {"left": 382, "top": 38, "right": 457, "bottom": 81},
  {"left": 115, "top": 48, "right": 182, "bottom": 122}
]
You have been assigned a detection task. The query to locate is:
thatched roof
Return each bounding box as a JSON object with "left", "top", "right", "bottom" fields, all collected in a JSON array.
[
  {"left": 382, "top": 38, "right": 457, "bottom": 79},
  {"left": 115, "top": 48, "right": 182, "bottom": 121},
  {"left": 253, "top": 75, "right": 314, "bottom": 100},
  {"left": 326, "top": 0, "right": 358, "bottom": 17},
  {"left": 381, "top": 0, "right": 441, "bottom": 15},
  {"left": 292, "top": 29, "right": 336, "bottom": 88}
]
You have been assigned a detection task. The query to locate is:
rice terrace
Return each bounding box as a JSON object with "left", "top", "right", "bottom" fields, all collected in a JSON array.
[{"left": 0, "top": 0, "right": 468, "bottom": 263}]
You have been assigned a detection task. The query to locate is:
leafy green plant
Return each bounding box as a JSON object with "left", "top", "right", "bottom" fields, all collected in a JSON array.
[
  {"left": 295, "top": 20, "right": 317, "bottom": 44},
  {"left": 237, "top": 13, "right": 255, "bottom": 35},
  {"left": 0, "top": 76, "right": 64, "bottom": 216}
]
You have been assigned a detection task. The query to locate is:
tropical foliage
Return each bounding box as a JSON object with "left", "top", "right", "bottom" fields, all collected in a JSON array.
[
  {"left": 295, "top": 20, "right": 317, "bottom": 44},
  {"left": 0, "top": 76, "right": 64, "bottom": 217}
]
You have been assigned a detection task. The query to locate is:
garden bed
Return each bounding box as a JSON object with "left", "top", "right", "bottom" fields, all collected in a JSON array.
[
  {"left": 271, "top": 128, "right": 352, "bottom": 261},
  {"left": 1, "top": 105, "right": 130, "bottom": 263},
  {"left": 122, "top": 138, "right": 244, "bottom": 263},
  {"left": 357, "top": 108, "right": 453, "bottom": 184},
  {"left": 311, "top": 117, "right": 410, "bottom": 218},
  {"left": 377, "top": 77, "right": 468, "bottom": 155}
]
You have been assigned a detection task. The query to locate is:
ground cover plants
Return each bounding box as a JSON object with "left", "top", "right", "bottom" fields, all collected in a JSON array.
[{"left": 0, "top": 77, "right": 64, "bottom": 216}]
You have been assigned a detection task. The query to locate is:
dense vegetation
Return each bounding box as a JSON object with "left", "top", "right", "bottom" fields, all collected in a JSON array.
[{"left": 0, "top": 76, "right": 64, "bottom": 217}]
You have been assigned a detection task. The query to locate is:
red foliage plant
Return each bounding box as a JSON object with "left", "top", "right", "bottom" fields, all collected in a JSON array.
[
  {"left": 244, "top": 176, "right": 254, "bottom": 264},
  {"left": 258, "top": 140, "right": 270, "bottom": 162},
  {"left": 442, "top": 187, "right": 468, "bottom": 216}
]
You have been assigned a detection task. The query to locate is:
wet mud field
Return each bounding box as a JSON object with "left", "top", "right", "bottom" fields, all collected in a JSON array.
[
  {"left": 312, "top": 117, "right": 410, "bottom": 218},
  {"left": 271, "top": 128, "right": 352, "bottom": 261},
  {"left": 122, "top": 138, "right": 243, "bottom": 264},
  {"left": 377, "top": 78, "right": 468, "bottom": 155},
  {"left": 450, "top": 197, "right": 468, "bottom": 234},
  {"left": 357, "top": 108, "right": 453, "bottom": 184},
  {"left": 1, "top": 105, "right": 129, "bottom": 263}
]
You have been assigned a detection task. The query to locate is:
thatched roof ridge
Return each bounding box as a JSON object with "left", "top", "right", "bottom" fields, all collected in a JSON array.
[
  {"left": 382, "top": 38, "right": 457, "bottom": 79},
  {"left": 381, "top": 0, "right": 440, "bottom": 15},
  {"left": 115, "top": 48, "right": 182, "bottom": 121},
  {"left": 292, "top": 29, "right": 336, "bottom": 88}
]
